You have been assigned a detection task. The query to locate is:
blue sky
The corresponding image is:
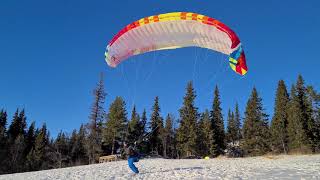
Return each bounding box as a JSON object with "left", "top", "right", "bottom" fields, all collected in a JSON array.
[{"left": 1, "top": 0, "right": 319, "bottom": 137}]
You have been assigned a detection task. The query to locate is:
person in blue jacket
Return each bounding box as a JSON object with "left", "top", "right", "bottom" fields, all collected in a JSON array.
[{"left": 124, "top": 142, "right": 140, "bottom": 174}]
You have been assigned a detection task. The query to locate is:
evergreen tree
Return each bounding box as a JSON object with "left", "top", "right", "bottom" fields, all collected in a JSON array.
[
  {"left": 26, "top": 124, "right": 48, "bottom": 171},
  {"left": 242, "top": 88, "right": 270, "bottom": 156},
  {"left": 149, "top": 96, "right": 164, "bottom": 155},
  {"left": 139, "top": 109, "right": 149, "bottom": 154},
  {"left": 315, "top": 103, "right": 320, "bottom": 152},
  {"left": 210, "top": 86, "right": 225, "bottom": 156},
  {"left": 8, "top": 109, "right": 22, "bottom": 141},
  {"left": 287, "top": 76, "right": 314, "bottom": 152},
  {"left": 18, "top": 109, "right": 27, "bottom": 136},
  {"left": 308, "top": 87, "right": 320, "bottom": 152},
  {"left": 103, "top": 97, "right": 127, "bottom": 154},
  {"left": 25, "top": 123, "right": 59, "bottom": 171},
  {"left": 270, "top": 80, "right": 289, "bottom": 154},
  {"left": 0, "top": 109, "right": 7, "bottom": 135},
  {"left": 0, "top": 110, "right": 8, "bottom": 173},
  {"left": 226, "top": 109, "right": 237, "bottom": 144},
  {"left": 197, "top": 110, "right": 213, "bottom": 157},
  {"left": 306, "top": 85, "right": 320, "bottom": 152},
  {"left": 140, "top": 109, "right": 147, "bottom": 137},
  {"left": 162, "top": 114, "right": 175, "bottom": 158},
  {"left": 234, "top": 103, "right": 242, "bottom": 142},
  {"left": 68, "top": 129, "right": 78, "bottom": 165},
  {"left": 43, "top": 138, "right": 60, "bottom": 170},
  {"left": 71, "top": 125, "right": 88, "bottom": 165},
  {"left": 24, "top": 121, "right": 36, "bottom": 165},
  {"left": 287, "top": 85, "right": 307, "bottom": 151},
  {"left": 9, "top": 134, "right": 25, "bottom": 172},
  {"left": 54, "top": 131, "right": 70, "bottom": 168},
  {"left": 25, "top": 147, "right": 37, "bottom": 171},
  {"left": 127, "top": 106, "right": 141, "bottom": 143},
  {"left": 297, "top": 76, "right": 315, "bottom": 151},
  {"left": 176, "top": 82, "right": 198, "bottom": 157},
  {"left": 7, "top": 109, "right": 28, "bottom": 172},
  {"left": 87, "top": 74, "right": 106, "bottom": 164}
]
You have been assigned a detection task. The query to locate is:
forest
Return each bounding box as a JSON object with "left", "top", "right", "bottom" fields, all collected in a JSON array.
[{"left": 0, "top": 74, "right": 319, "bottom": 174}]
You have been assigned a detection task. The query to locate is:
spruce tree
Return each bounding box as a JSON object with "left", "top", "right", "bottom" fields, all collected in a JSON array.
[
  {"left": 0, "top": 109, "right": 7, "bottom": 135},
  {"left": 140, "top": 109, "right": 147, "bottom": 137},
  {"left": 42, "top": 133, "right": 59, "bottom": 170},
  {"left": 103, "top": 97, "right": 127, "bottom": 154},
  {"left": 54, "top": 131, "right": 70, "bottom": 168},
  {"left": 0, "top": 110, "right": 8, "bottom": 173},
  {"left": 308, "top": 87, "right": 320, "bottom": 152},
  {"left": 297, "top": 75, "right": 315, "bottom": 151},
  {"left": 8, "top": 109, "right": 22, "bottom": 142},
  {"left": 127, "top": 106, "right": 141, "bottom": 143},
  {"left": 25, "top": 124, "right": 59, "bottom": 171},
  {"left": 25, "top": 147, "right": 37, "bottom": 171},
  {"left": 287, "top": 85, "right": 307, "bottom": 151},
  {"left": 242, "top": 87, "right": 270, "bottom": 156},
  {"left": 234, "top": 103, "right": 242, "bottom": 142},
  {"left": 149, "top": 96, "right": 164, "bottom": 155},
  {"left": 87, "top": 74, "right": 106, "bottom": 164},
  {"left": 197, "top": 110, "right": 213, "bottom": 157},
  {"left": 68, "top": 129, "right": 78, "bottom": 165},
  {"left": 9, "top": 134, "right": 25, "bottom": 172},
  {"left": 287, "top": 76, "right": 314, "bottom": 152},
  {"left": 315, "top": 103, "right": 320, "bottom": 152},
  {"left": 226, "top": 109, "right": 237, "bottom": 144},
  {"left": 162, "top": 114, "right": 175, "bottom": 158},
  {"left": 139, "top": 109, "right": 149, "bottom": 154},
  {"left": 18, "top": 109, "right": 27, "bottom": 136},
  {"left": 270, "top": 80, "right": 289, "bottom": 154},
  {"left": 306, "top": 85, "right": 320, "bottom": 151},
  {"left": 71, "top": 125, "right": 88, "bottom": 165},
  {"left": 26, "top": 124, "right": 48, "bottom": 171},
  {"left": 210, "top": 86, "right": 225, "bottom": 156},
  {"left": 7, "top": 109, "right": 28, "bottom": 172},
  {"left": 24, "top": 121, "right": 36, "bottom": 166},
  {"left": 176, "top": 82, "right": 198, "bottom": 157}
]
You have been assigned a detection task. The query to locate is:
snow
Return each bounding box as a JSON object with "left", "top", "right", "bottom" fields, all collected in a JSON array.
[{"left": 1, "top": 155, "right": 320, "bottom": 180}]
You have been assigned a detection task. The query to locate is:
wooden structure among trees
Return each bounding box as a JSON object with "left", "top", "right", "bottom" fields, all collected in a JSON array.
[{"left": 99, "top": 155, "right": 118, "bottom": 163}]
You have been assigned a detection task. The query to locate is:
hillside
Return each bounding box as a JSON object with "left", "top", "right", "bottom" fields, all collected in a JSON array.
[{"left": 1, "top": 155, "right": 319, "bottom": 180}]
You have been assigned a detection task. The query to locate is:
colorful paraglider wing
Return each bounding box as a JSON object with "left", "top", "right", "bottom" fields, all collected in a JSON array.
[{"left": 105, "top": 12, "right": 248, "bottom": 75}]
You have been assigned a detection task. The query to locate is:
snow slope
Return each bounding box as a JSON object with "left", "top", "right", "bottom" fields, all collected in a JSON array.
[{"left": 1, "top": 155, "right": 320, "bottom": 180}]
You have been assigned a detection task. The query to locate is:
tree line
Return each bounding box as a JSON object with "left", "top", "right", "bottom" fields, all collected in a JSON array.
[{"left": 0, "top": 74, "right": 319, "bottom": 174}]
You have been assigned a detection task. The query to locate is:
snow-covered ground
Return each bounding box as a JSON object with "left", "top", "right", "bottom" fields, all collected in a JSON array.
[{"left": 1, "top": 155, "right": 320, "bottom": 180}]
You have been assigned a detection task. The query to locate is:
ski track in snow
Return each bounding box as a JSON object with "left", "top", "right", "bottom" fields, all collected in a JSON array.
[{"left": 1, "top": 155, "right": 320, "bottom": 180}]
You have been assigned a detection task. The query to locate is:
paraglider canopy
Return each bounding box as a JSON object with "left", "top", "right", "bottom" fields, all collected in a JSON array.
[{"left": 105, "top": 12, "right": 248, "bottom": 75}]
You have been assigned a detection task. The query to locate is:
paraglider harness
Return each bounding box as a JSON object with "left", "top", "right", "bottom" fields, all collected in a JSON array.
[
  {"left": 122, "top": 124, "right": 160, "bottom": 159},
  {"left": 136, "top": 124, "right": 160, "bottom": 145},
  {"left": 124, "top": 125, "right": 160, "bottom": 174},
  {"left": 125, "top": 144, "right": 140, "bottom": 174}
]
